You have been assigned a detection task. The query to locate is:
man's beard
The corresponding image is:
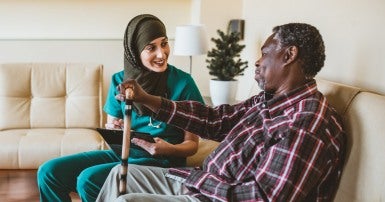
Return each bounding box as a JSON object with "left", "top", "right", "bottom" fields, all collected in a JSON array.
[{"left": 257, "top": 79, "right": 265, "bottom": 91}]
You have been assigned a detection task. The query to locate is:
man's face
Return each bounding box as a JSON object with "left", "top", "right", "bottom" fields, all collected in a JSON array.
[{"left": 254, "top": 33, "right": 287, "bottom": 94}]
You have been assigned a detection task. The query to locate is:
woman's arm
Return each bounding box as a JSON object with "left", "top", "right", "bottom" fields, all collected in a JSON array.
[{"left": 171, "top": 131, "right": 199, "bottom": 156}]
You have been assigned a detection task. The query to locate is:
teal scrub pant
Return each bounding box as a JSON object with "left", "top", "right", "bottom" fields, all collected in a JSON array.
[{"left": 37, "top": 150, "right": 120, "bottom": 202}]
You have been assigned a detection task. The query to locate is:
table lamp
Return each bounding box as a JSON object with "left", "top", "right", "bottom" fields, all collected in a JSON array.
[{"left": 173, "top": 25, "right": 208, "bottom": 74}]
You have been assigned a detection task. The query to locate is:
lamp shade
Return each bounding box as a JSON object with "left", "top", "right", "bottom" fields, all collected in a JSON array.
[{"left": 173, "top": 25, "right": 208, "bottom": 56}]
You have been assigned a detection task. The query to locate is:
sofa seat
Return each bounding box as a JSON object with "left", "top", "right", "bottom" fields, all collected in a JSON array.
[
  {"left": 0, "top": 63, "right": 105, "bottom": 169},
  {"left": 0, "top": 128, "right": 105, "bottom": 169}
]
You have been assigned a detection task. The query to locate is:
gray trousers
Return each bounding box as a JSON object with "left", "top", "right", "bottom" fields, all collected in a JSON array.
[{"left": 96, "top": 164, "right": 200, "bottom": 202}]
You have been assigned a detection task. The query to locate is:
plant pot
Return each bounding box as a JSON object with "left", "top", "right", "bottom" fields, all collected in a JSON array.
[{"left": 209, "top": 79, "right": 237, "bottom": 106}]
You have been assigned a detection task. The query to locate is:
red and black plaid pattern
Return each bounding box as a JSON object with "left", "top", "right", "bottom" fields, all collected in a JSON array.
[{"left": 158, "top": 80, "right": 345, "bottom": 202}]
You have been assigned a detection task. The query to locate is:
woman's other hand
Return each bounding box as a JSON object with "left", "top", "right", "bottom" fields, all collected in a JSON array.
[
  {"left": 105, "top": 115, "right": 124, "bottom": 129},
  {"left": 131, "top": 137, "right": 172, "bottom": 156}
]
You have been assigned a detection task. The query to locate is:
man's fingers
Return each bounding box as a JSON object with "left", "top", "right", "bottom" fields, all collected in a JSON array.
[{"left": 125, "top": 88, "right": 134, "bottom": 100}]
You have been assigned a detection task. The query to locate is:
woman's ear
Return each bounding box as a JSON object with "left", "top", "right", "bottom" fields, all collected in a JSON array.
[{"left": 284, "top": 46, "right": 298, "bottom": 65}]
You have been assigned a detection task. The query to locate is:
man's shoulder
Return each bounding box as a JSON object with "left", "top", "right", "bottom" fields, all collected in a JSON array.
[
  {"left": 297, "top": 91, "right": 335, "bottom": 114},
  {"left": 295, "top": 92, "right": 344, "bottom": 132}
]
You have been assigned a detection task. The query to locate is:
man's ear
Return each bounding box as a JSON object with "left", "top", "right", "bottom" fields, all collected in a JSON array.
[{"left": 284, "top": 46, "right": 298, "bottom": 65}]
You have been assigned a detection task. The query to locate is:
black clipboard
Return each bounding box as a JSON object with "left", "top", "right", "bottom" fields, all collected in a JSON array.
[
  {"left": 97, "top": 128, "right": 155, "bottom": 156},
  {"left": 97, "top": 128, "right": 155, "bottom": 143}
]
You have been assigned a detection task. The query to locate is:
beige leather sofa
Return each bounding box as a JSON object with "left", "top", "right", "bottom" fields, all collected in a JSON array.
[
  {"left": 0, "top": 63, "right": 106, "bottom": 169},
  {"left": 186, "top": 78, "right": 385, "bottom": 202},
  {"left": 1, "top": 63, "right": 384, "bottom": 200}
]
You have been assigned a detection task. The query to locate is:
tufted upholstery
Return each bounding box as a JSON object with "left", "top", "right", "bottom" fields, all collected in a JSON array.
[
  {"left": 186, "top": 78, "right": 385, "bottom": 202},
  {"left": 1, "top": 63, "right": 384, "bottom": 200},
  {"left": 0, "top": 63, "right": 106, "bottom": 169}
]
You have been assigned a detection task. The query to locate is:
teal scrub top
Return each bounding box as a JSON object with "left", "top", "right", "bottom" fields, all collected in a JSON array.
[{"left": 103, "top": 64, "right": 204, "bottom": 167}]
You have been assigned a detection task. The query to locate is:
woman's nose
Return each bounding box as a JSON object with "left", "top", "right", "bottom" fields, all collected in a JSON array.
[{"left": 156, "top": 48, "right": 165, "bottom": 58}]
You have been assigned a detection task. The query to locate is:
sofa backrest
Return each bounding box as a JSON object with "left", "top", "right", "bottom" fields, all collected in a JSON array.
[
  {"left": 317, "top": 79, "right": 385, "bottom": 201},
  {"left": 335, "top": 91, "right": 385, "bottom": 201},
  {"left": 0, "top": 63, "right": 103, "bottom": 130}
]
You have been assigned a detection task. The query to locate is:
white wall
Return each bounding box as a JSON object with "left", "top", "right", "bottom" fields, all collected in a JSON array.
[
  {"left": 0, "top": 0, "right": 191, "bottom": 39},
  {"left": 0, "top": 0, "right": 243, "bottom": 99},
  {"left": 2, "top": 0, "right": 383, "bottom": 102},
  {"left": 195, "top": 0, "right": 244, "bottom": 97},
  {"left": 0, "top": 0, "right": 193, "bottom": 100},
  {"left": 237, "top": 0, "right": 385, "bottom": 100}
]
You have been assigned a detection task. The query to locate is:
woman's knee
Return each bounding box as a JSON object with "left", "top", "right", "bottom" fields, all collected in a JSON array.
[
  {"left": 76, "top": 163, "right": 116, "bottom": 195},
  {"left": 37, "top": 158, "right": 64, "bottom": 185},
  {"left": 76, "top": 168, "right": 93, "bottom": 191}
]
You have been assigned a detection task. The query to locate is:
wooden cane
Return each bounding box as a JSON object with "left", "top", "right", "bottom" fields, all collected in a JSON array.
[{"left": 119, "top": 88, "right": 133, "bottom": 195}]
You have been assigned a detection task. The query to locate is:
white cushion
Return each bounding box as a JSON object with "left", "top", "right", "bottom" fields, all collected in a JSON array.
[{"left": 0, "top": 63, "right": 105, "bottom": 169}]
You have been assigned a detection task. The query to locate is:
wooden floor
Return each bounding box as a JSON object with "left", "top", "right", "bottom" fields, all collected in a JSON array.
[{"left": 0, "top": 170, "right": 80, "bottom": 202}]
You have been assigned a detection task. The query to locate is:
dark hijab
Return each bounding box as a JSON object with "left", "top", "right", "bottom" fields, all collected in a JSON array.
[{"left": 123, "top": 14, "right": 168, "bottom": 115}]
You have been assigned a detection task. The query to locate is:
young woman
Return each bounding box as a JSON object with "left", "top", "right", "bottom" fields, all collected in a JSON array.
[{"left": 37, "top": 14, "right": 204, "bottom": 202}]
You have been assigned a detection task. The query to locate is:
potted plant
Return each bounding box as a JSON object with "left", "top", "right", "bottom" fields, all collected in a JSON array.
[{"left": 206, "top": 29, "right": 248, "bottom": 105}]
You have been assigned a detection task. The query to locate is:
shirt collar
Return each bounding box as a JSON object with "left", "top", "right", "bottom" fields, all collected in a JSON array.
[{"left": 263, "top": 79, "right": 318, "bottom": 115}]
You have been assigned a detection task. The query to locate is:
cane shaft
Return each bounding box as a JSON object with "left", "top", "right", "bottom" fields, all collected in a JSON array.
[{"left": 119, "top": 89, "right": 132, "bottom": 195}]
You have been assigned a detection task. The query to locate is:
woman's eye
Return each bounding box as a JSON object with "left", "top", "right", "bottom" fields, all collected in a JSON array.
[
  {"left": 161, "top": 41, "right": 168, "bottom": 47},
  {"left": 145, "top": 46, "right": 154, "bottom": 51}
]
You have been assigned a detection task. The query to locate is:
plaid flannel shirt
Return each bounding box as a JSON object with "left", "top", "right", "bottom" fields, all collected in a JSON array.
[{"left": 155, "top": 80, "right": 346, "bottom": 202}]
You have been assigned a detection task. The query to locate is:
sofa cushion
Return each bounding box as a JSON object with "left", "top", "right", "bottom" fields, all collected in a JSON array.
[
  {"left": 0, "top": 63, "right": 105, "bottom": 169},
  {"left": 0, "top": 63, "right": 103, "bottom": 130},
  {"left": 0, "top": 128, "right": 106, "bottom": 169},
  {"left": 186, "top": 138, "right": 220, "bottom": 167}
]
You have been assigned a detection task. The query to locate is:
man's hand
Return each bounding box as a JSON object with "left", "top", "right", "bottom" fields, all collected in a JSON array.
[
  {"left": 115, "top": 79, "right": 162, "bottom": 113},
  {"left": 115, "top": 79, "right": 147, "bottom": 102}
]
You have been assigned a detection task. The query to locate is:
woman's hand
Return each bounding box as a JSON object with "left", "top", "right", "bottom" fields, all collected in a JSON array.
[
  {"left": 131, "top": 131, "right": 199, "bottom": 157},
  {"left": 131, "top": 137, "right": 173, "bottom": 156},
  {"left": 105, "top": 115, "right": 124, "bottom": 129}
]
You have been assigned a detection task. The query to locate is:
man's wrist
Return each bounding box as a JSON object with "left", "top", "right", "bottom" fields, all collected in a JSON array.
[{"left": 143, "top": 94, "right": 162, "bottom": 113}]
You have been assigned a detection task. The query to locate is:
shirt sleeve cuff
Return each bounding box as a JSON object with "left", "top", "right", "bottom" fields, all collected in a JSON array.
[{"left": 153, "top": 97, "right": 173, "bottom": 121}]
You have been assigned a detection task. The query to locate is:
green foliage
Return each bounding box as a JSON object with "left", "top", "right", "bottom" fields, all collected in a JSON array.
[{"left": 206, "top": 29, "right": 248, "bottom": 81}]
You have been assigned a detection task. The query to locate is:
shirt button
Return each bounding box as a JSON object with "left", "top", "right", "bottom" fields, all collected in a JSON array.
[{"left": 262, "top": 104, "right": 266, "bottom": 108}]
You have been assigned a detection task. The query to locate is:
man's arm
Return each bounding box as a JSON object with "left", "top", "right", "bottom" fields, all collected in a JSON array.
[
  {"left": 117, "top": 80, "right": 247, "bottom": 140},
  {"left": 170, "top": 130, "right": 333, "bottom": 201}
]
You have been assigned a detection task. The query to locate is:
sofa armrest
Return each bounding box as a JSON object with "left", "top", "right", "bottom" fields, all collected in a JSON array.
[{"left": 186, "top": 138, "right": 220, "bottom": 167}]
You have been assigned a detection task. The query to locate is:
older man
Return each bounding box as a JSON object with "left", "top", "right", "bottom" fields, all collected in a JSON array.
[{"left": 97, "top": 23, "right": 346, "bottom": 202}]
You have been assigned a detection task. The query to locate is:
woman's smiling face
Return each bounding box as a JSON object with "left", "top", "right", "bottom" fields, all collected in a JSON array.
[{"left": 140, "top": 36, "right": 170, "bottom": 72}]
